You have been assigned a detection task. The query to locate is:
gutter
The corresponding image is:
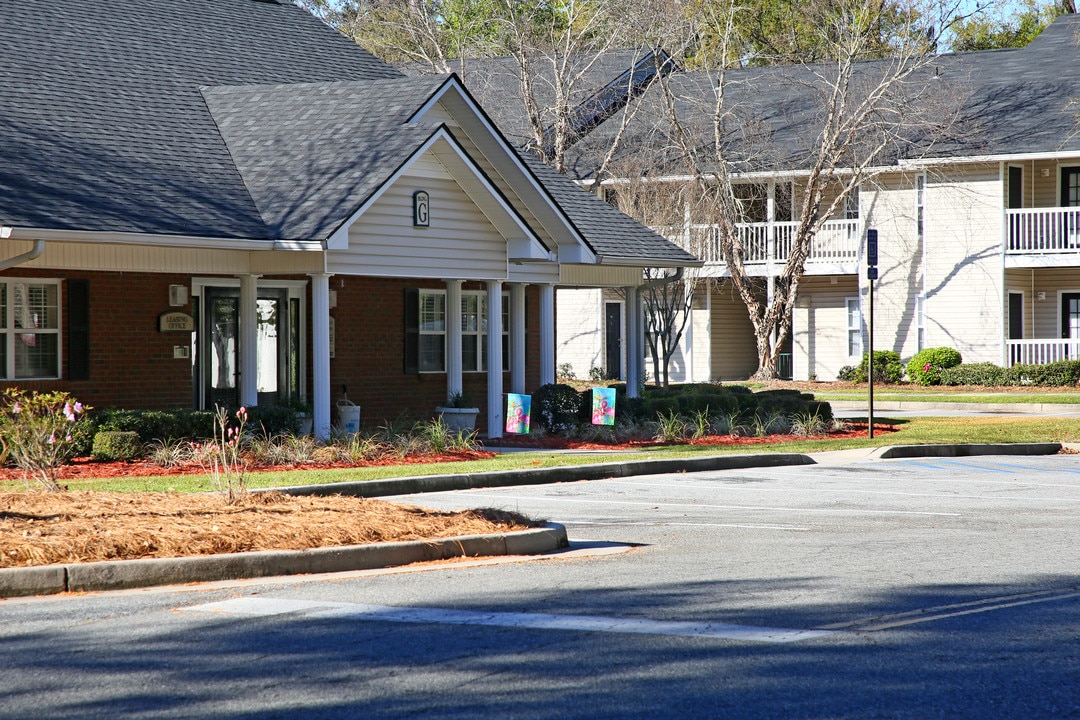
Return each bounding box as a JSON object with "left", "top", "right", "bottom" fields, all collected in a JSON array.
[
  {"left": 641, "top": 266, "right": 684, "bottom": 289},
  {"left": 0, "top": 228, "right": 45, "bottom": 271}
]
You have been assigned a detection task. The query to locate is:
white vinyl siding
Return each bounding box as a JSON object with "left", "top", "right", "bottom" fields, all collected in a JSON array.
[
  {"left": 709, "top": 281, "right": 758, "bottom": 381},
  {"left": 332, "top": 158, "right": 509, "bottom": 280},
  {"left": 556, "top": 288, "right": 603, "bottom": 379}
]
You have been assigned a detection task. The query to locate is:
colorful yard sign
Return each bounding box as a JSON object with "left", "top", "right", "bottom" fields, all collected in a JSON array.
[
  {"left": 505, "top": 394, "right": 531, "bottom": 434},
  {"left": 591, "top": 387, "right": 616, "bottom": 426}
]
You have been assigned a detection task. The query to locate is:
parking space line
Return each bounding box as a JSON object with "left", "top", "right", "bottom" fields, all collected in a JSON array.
[
  {"left": 896, "top": 459, "right": 1018, "bottom": 474},
  {"left": 187, "top": 597, "right": 836, "bottom": 644},
  {"left": 819, "top": 586, "right": 1080, "bottom": 632}
]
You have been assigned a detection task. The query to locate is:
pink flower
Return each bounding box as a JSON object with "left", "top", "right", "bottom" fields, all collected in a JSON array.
[
  {"left": 48, "top": 434, "right": 56, "bottom": 444},
  {"left": 63, "top": 402, "right": 76, "bottom": 422},
  {"left": 73, "top": 402, "right": 84, "bottom": 414},
  {"left": 12, "top": 403, "right": 20, "bottom": 414}
]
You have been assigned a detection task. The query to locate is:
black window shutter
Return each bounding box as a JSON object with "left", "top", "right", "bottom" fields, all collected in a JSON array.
[
  {"left": 404, "top": 288, "right": 419, "bottom": 374},
  {"left": 67, "top": 279, "right": 90, "bottom": 380}
]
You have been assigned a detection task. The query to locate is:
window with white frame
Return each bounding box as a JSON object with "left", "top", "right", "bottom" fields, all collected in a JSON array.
[
  {"left": 418, "top": 290, "right": 446, "bottom": 373},
  {"left": 916, "top": 174, "right": 925, "bottom": 238},
  {"left": 844, "top": 187, "right": 860, "bottom": 220},
  {"left": 846, "top": 297, "right": 862, "bottom": 358},
  {"left": 917, "top": 294, "right": 926, "bottom": 351},
  {"left": 419, "top": 289, "right": 510, "bottom": 373},
  {"left": 0, "top": 280, "right": 61, "bottom": 379}
]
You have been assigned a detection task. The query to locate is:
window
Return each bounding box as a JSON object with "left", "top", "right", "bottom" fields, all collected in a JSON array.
[
  {"left": 915, "top": 174, "right": 925, "bottom": 238},
  {"left": 418, "top": 290, "right": 446, "bottom": 373},
  {"left": 917, "top": 294, "right": 926, "bottom": 351},
  {"left": 846, "top": 297, "right": 862, "bottom": 358},
  {"left": 0, "top": 280, "right": 61, "bottom": 379},
  {"left": 844, "top": 187, "right": 860, "bottom": 220},
  {"left": 416, "top": 289, "right": 510, "bottom": 373}
]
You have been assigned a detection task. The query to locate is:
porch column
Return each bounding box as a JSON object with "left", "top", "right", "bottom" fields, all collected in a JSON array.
[
  {"left": 539, "top": 284, "right": 555, "bottom": 386},
  {"left": 238, "top": 273, "right": 261, "bottom": 408},
  {"left": 625, "top": 286, "right": 642, "bottom": 398},
  {"left": 310, "top": 273, "right": 333, "bottom": 441},
  {"left": 510, "top": 283, "right": 527, "bottom": 394},
  {"left": 445, "top": 280, "right": 463, "bottom": 402},
  {"left": 487, "top": 280, "right": 504, "bottom": 438}
]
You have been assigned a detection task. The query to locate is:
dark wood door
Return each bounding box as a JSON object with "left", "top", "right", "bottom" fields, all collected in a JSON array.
[
  {"left": 1061, "top": 293, "right": 1080, "bottom": 340},
  {"left": 605, "top": 302, "right": 622, "bottom": 380}
]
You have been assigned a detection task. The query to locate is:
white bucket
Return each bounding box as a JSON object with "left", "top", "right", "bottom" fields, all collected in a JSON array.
[{"left": 336, "top": 399, "right": 361, "bottom": 434}]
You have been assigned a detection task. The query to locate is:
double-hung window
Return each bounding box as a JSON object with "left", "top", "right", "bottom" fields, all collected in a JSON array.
[
  {"left": 846, "top": 297, "right": 862, "bottom": 358},
  {"left": 0, "top": 280, "right": 61, "bottom": 379},
  {"left": 417, "top": 289, "right": 510, "bottom": 373}
]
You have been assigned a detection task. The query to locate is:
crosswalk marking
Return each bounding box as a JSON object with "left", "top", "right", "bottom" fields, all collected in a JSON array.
[{"left": 187, "top": 597, "right": 836, "bottom": 644}]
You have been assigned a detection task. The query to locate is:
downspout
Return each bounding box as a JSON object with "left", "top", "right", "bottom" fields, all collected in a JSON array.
[{"left": 0, "top": 231, "right": 45, "bottom": 272}]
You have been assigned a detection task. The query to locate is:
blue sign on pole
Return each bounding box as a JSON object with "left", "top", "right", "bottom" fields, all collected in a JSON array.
[{"left": 866, "top": 228, "right": 879, "bottom": 267}]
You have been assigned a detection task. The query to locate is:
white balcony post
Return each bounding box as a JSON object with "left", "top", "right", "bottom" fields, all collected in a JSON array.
[
  {"left": 309, "top": 273, "right": 333, "bottom": 441},
  {"left": 445, "top": 279, "right": 463, "bottom": 402},
  {"left": 238, "top": 273, "right": 261, "bottom": 408},
  {"left": 510, "top": 283, "right": 526, "bottom": 394},
  {"left": 487, "top": 280, "right": 504, "bottom": 438},
  {"left": 767, "top": 181, "right": 776, "bottom": 269},
  {"left": 625, "top": 286, "right": 642, "bottom": 398},
  {"left": 539, "top": 284, "right": 555, "bottom": 385}
]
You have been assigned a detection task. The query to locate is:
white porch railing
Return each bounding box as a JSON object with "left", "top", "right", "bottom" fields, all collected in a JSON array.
[
  {"left": 1006, "top": 339, "right": 1080, "bottom": 366},
  {"left": 1006, "top": 207, "right": 1080, "bottom": 254},
  {"left": 666, "top": 219, "right": 862, "bottom": 266}
]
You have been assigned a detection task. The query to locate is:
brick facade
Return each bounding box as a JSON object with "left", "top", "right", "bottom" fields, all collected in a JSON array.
[{"left": 0, "top": 270, "right": 544, "bottom": 433}]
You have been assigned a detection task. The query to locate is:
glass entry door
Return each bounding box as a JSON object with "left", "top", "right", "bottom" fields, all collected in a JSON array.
[{"left": 200, "top": 287, "right": 296, "bottom": 409}]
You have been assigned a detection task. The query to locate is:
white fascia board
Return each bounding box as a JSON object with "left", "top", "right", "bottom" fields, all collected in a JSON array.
[
  {"left": 409, "top": 77, "right": 597, "bottom": 263},
  {"left": 900, "top": 150, "right": 1080, "bottom": 168},
  {"left": 5, "top": 227, "right": 323, "bottom": 251}
]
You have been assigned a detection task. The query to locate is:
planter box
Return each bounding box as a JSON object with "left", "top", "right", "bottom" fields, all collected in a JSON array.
[{"left": 436, "top": 407, "right": 480, "bottom": 433}]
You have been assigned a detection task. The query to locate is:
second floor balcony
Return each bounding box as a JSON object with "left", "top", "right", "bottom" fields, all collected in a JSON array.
[
  {"left": 666, "top": 219, "right": 862, "bottom": 276},
  {"left": 1007, "top": 207, "right": 1080, "bottom": 262}
]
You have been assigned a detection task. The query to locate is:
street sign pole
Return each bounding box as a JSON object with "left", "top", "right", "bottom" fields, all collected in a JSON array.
[{"left": 866, "top": 229, "right": 878, "bottom": 440}]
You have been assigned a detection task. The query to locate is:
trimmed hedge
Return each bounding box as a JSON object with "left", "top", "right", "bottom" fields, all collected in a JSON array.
[
  {"left": 906, "top": 347, "right": 963, "bottom": 386},
  {"left": 850, "top": 351, "right": 904, "bottom": 384},
  {"left": 940, "top": 362, "right": 1011, "bottom": 387},
  {"left": 91, "top": 431, "right": 144, "bottom": 461}
]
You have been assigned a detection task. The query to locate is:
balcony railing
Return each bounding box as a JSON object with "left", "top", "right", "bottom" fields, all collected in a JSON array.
[
  {"left": 1006, "top": 339, "right": 1080, "bottom": 365},
  {"left": 1006, "top": 207, "right": 1080, "bottom": 254},
  {"left": 666, "top": 219, "right": 862, "bottom": 266}
]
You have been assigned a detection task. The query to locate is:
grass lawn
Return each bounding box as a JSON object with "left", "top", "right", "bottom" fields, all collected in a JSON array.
[
  {"left": 736, "top": 381, "right": 1080, "bottom": 404},
  {"left": 13, "top": 415, "right": 1080, "bottom": 495}
]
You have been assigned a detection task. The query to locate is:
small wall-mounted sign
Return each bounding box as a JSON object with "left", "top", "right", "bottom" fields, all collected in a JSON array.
[
  {"left": 159, "top": 311, "right": 195, "bottom": 332},
  {"left": 413, "top": 190, "right": 430, "bottom": 227}
]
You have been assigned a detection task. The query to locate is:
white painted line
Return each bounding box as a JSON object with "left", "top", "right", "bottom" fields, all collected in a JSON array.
[
  {"left": 454, "top": 493, "right": 962, "bottom": 517},
  {"left": 571, "top": 521, "right": 811, "bottom": 531},
  {"left": 187, "top": 597, "right": 836, "bottom": 644}
]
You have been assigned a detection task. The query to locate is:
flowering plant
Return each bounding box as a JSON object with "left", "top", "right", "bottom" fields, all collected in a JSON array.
[
  {"left": 194, "top": 405, "right": 249, "bottom": 504},
  {"left": 0, "top": 389, "right": 90, "bottom": 491}
]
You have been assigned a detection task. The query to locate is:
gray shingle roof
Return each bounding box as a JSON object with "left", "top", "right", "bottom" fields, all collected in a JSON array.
[
  {"left": 0, "top": 0, "right": 402, "bottom": 239},
  {"left": 202, "top": 77, "right": 449, "bottom": 241}
]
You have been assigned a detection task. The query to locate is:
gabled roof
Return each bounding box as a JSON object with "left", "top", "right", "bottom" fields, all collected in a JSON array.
[{"left": 0, "top": 0, "right": 697, "bottom": 266}]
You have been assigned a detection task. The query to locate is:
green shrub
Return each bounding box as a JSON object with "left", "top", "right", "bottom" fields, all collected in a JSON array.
[
  {"left": 906, "top": 347, "right": 963, "bottom": 385},
  {"left": 244, "top": 405, "right": 298, "bottom": 436},
  {"left": 1023, "top": 360, "right": 1080, "bottom": 386},
  {"left": 940, "top": 362, "right": 1010, "bottom": 387},
  {"left": 837, "top": 365, "right": 858, "bottom": 381},
  {"left": 94, "top": 409, "right": 216, "bottom": 442},
  {"left": 533, "top": 383, "right": 583, "bottom": 433},
  {"left": 852, "top": 351, "right": 903, "bottom": 383},
  {"left": 0, "top": 390, "right": 91, "bottom": 491},
  {"left": 91, "top": 431, "right": 144, "bottom": 461}
]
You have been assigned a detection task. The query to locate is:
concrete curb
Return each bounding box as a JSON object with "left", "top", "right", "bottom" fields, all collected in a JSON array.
[
  {"left": 830, "top": 400, "right": 1080, "bottom": 414},
  {"left": 277, "top": 452, "right": 817, "bottom": 499},
  {"left": 877, "top": 442, "right": 1062, "bottom": 459},
  {"left": 0, "top": 523, "right": 568, "bottom": 599}
]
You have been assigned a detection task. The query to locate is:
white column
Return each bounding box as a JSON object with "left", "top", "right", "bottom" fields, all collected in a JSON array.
[
  {"left": 310, "top": 273, "right": 332, "bottom": 441},
  {"left": 539, "top": 284, "right": 555, "bottom": 386},
  {"left": 625, "top": 286, "right": 642, "bottom": 398},
  {"left": 510, "top": 283, "right": 526, "bottom": 394},
  {"left": 487, "top": 280, "right": 504, "bottom": 438},
  {"left": 238, "top": 273, "right": 261, "bottom": 408},
  {"left": 445, "top": 280, "right": 463, "bottom": 402}
]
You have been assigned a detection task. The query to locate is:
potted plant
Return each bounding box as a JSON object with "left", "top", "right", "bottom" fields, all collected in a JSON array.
[
  {"left": 287, "top": 398, "right": 313, "bottom": 435},
  {"left": 436, "top": 391, "right": 480, "bottom": 433}
]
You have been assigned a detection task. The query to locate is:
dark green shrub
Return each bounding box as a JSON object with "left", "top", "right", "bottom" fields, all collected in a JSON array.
[
  {"left": 94, "top": 408, "right": 217, "bottom": 442},
  {"left": 676, "top": 392, "right": 738, "bottom": 418},
  {"left": 643, "top": 397, "right": 680, "bottom": 419},
  {"left": 245, "top": 405, "right": 297, "bottom": 436},
  {"left": 91, "top": 431, "right": 144, "bottom": 461},
  {"left": 940, "top": 362, "right": 1010, "bottom": 387},
  {"left": 837, "top": 365, "right": 858, "bottom": 381},
  {"left": 906, "top": 347, "right": 963, "bottom": 385},
  {"left": 1025, "top": 360, "right": 1080, "bottom": 386},
  {"left": 853, "top": 351, "right": 903, "bottom": 383},
  {"left": 533, "top": 383, "right": 583, "bottom": 433}
]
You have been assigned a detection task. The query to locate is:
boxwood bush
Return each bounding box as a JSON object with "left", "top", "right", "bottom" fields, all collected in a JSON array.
[
  {"left": 939, "top": 362, "right": 1011, "bottom": 387},
  {"left": 850, "top": 351, "right": 904, "bottom": 384},
  {"left": 533, "top": 383, "right": 583, "bottom": 433},
  {"left": 906, "top": 347, "right": 963, "bottom": 385},
  {"left": 91, "top": 430, "right": 144, "bottom": 461}
]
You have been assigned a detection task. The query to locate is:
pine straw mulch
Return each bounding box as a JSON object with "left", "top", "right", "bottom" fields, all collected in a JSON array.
[{"left": 0, "top": 491, "right": 541, "bottom": 569}]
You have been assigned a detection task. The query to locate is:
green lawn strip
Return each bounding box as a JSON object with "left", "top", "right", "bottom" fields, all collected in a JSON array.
[
  {"left": 809, "top": 391, "right": 1080, "bottom": 404},
  {"left": 8, "top": 416, "right": 1079, "bottom": 494}
]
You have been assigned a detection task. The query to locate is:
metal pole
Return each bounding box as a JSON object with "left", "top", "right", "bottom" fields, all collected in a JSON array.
[{"left": 868, "top": 273, "right": 874, "bottom": 439}]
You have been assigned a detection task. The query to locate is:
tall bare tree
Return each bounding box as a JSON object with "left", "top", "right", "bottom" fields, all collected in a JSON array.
[{"left": 649, "top": 0, "right": 971, "bottom": 379}]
